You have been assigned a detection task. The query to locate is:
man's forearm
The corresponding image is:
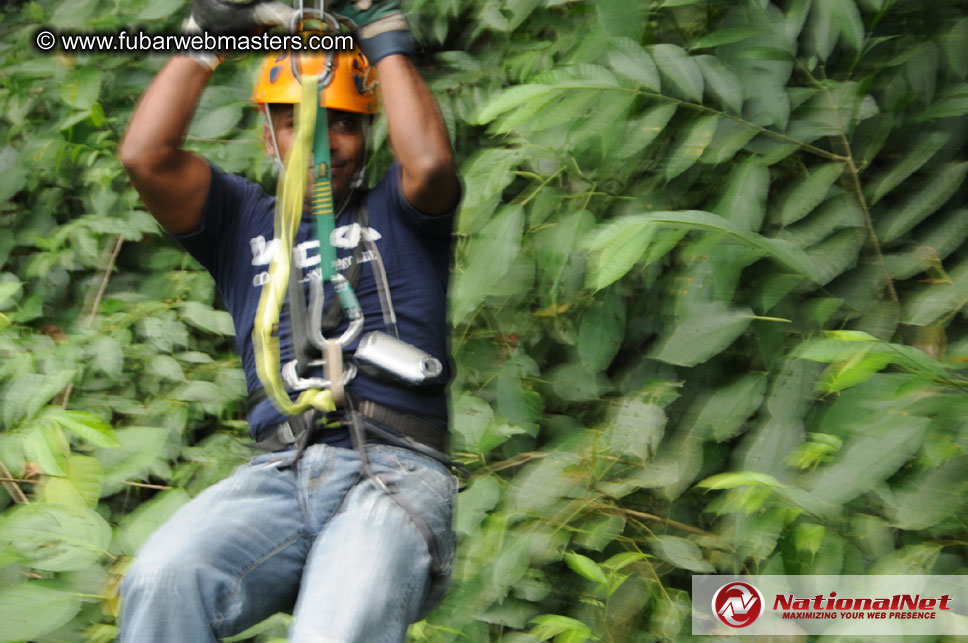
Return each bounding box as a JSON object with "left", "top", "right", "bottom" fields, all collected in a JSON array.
[
  {"left": 120, "top": 57, "right": 213, "bottom": 234},
  {"left": 377, "top": 54, "right": 460, "bottom": 215}
]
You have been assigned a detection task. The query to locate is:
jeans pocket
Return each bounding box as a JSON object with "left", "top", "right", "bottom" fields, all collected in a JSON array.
[{"left": 385, "top": 447, "right": 456, "bottom": 505}]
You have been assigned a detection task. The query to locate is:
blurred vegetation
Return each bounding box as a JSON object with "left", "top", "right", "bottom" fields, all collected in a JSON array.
[{"left": 1, "top": 0, "right": 967, "bottom": 641}]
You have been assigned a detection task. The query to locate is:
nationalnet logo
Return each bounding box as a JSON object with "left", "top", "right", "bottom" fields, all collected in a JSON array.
[
  {"left": 693, "top": 575, "right": 968, "bottom": 636},
  {"left": 712, "top": 581, "right": 764, "bottom": 627}
]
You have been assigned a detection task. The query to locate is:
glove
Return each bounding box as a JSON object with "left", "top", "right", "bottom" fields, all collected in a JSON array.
[
  {"left": 332, "top": 0, "right": 416, "bottom": 64},
  {"left": 183, "top": 0, "right": 293, "bottom": 70},
  {"left": 186, "top": 0, "right": 293, "bottom": 35}
]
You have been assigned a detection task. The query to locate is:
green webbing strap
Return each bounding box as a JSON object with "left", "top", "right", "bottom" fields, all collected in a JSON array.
[
  {"left": 310, "top": 82, "right": 363, "bottom": 325},
  {"left": 312, "top": 98, "right": 337, "bottom": 281},
  {"left": 252, "top": 75, "right": 334, "bottom": 416}
]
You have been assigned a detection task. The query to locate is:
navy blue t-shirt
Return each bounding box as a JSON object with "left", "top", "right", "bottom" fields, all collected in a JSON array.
[{"left": 173, "top": 162, "right": 454, "bottom": 442}]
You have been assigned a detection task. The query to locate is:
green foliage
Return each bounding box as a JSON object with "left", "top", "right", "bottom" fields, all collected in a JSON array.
[
  {"left": 409, "top": 0, "right": 968, "bottom": 639},
  {"left": 0, "top": 0, "right": 966, "bottom": 641}
]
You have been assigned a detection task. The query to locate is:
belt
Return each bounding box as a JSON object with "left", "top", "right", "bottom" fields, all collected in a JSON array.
[{"left": 250, "top": 398, "right": 448, "bottom": 455}]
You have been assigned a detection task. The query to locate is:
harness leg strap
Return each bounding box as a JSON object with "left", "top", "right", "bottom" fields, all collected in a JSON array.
[{"left": 348, "top": 408, "right": 444, "bottom": 576}]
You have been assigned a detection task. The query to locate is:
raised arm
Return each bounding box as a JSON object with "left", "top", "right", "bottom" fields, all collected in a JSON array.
[
  {"left": 377, "top": 54, "right": 460, "bottom": 216},
  {"left": 338, "top": 1, "right": 460, "bottom": 215},
  {"left": 119, "top": 57, "right": 213, "bottom": 235},
  {"left": 119, "top": 1, "right": 292, "bottom": 234}
]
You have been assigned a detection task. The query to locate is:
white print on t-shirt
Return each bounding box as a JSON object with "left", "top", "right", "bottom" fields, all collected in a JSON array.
[{"left": 249, "top": 223, "right": 382, "bottom": 287}]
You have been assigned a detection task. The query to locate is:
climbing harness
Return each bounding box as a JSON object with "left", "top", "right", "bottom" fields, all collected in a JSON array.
[{"left": 248, "top": 1, "right": 456, "bottom": 576}]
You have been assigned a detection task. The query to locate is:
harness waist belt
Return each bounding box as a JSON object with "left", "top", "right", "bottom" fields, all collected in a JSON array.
[{"left": 252, "top": 398, "right": 448, "bottom": 454}]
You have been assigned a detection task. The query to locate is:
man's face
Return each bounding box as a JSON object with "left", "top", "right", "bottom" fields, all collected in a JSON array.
[{"left": 263, "top": 104, "right": 366, "bottom": 206}]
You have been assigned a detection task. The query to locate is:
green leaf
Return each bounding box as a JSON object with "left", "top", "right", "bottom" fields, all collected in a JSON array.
[
  {"left": 649, "top": 301, "right": 754, "bottom": 367},
  {"left": 692, "top": 27, "right": 770, "bottom": 50},
  {"left": 875, "top": 162, "right": 968, "bottom": 242},
  {"left": 777, "top": 163, "right": 846, "bottom": 226},
  {"left": 802, "top": 414, "right": 929, "bottom": 505},
  {"left": 530, "top": 614, "right": 592, "bottom": 642},
  {"left": 475, "top": 84, "right": 555, "bottom": 124},
  {"left": 886, "top": 456, "right": 968, "bottom": 530},
  {"left": 649, "top": 535, "right": 714, "bottom": 573},
  {"left": 663, "top": 114, "right": 718, "bottom": 180},
  {"left": 650, "top": 44, "right": 704, "bottom": 102},
  {"left": 44, "top": 455, "right": 103, "bottom": 508},
  {"left": 40, "top": 408, "right": 121, "bottom": 448},
  {"left": 701, "top": 119, "right": 758, "bottom": 165},
  {"left": 865, "top": 131, "right": 948, "bottom": 205},
  {"left": 497, "top": 370, "right": 541, "bottom": 434},
  {"left": 114, "top": 489, "right": 191, "bottom": 556},
  {"left": 0, "top": 147, "right": 27, "bottom": 203},
  {"left": 3, "top": 370, "right": 75, "bottom": 429},
  {"left": 534, "top": 207, "right": 594, "bottom": 305},
  {"left": 0, "top": 279, "right": 20, "bottom": 310},
  {"left": 60, "top": 68, "right": 101, "bottom": 110},
  {"left": 574, "top": 514, "right": 625, "bottom": 552},
  {"left": 607, "top": 38, "right": 660, "bottom": 91},
  {"left": 515, "top": 451, "right": 585, "bottom": 512},
  {"left": 603, "top": 398, "right": 666, "bottom": 461},
  {"left": 451, "top": 393, "right": 503, "bottom": 454},
  {"left": 871, "top": 543, "right": 941, "bottom": 575},
  {"left": 711, "top": 157, "right": 769, "bottom": 232},
  {"left": 904, "top": 255, "right": 968, "bottom": 326},
  {"left": 564, "top": 552, "right": 608, "bottom": 585},
  {"left": 457, "top": 148, "right": 526, "bottom": 236},
  {"left": 818, "top": 348, "right": 894, "bottom": 392},
  {"left": 603, "top": 551, "right": 649, "bottom": 570},
  {"left": 456, "top": 476, "right": 501, "bottom": 536},
  {"left": 832, "top": 0, "right": 864, "bottom": 51},
  {"left": 93, "top": 335, "right": 124, "bottom": 380},
  {"left": 694, "top": 55, "right": 743, "bottom": 113},
  {"left": 189, "top": 104, "right": 243, "bottom": 139},
  {"left": 691, "top": 373, "right": 768, "bottom": 441},
  {"left": 918, "top": 83, "right": 968, "bottom": 120},
  {"left": 0, "top": 503, "right": 111, "bottom": 572},
  {"left": 453, "top": 204, "right": 524, "bottom": 322},
  {"left": 905, "top": 42, "right": 940, "bottom": 104},
  {"left": 586, "top": 216, "right": 655, "bottom": 290},
  {"left": 0, "top": 582, "right": 81, "bottom": 642},
  {"left": 577, "top": 293, "right": 626, "bottom": 370},
  {"left": 698, "top": 470, "right": 784, "bottom": 490},
  {"left": 23, "top": 421, "right": 68, "bottom": 477},
  {"left": 179, "top": 301, "right": 236, "bottom": 335},
  {"left": 777, "top": 194, "right": 865, "bottom": 248},
  {"left": 148, "top": 354, "right": 188, "bottom": 382},
  {"left": 646, "top": 211, "right": 820, "bottom": 279},
  {"left": 805, "top": 0, "right": 838, "bottom": 61},
  {"left": 595, "top": 0, "right": 643, "bottom": 40},
  {"left": 919, "top": 207, "right": 968, "bottom": 261},
  {"left": 940, "top": 18, "right": 968, "bottom": 80},
  {"left": 97, "top": 426, "right": 172, "bottom": 490},
  {"left": 806, "top": 227, "right": 867, "bottom": 285},
  {"left": 137, "top": 0, "right": 184, "bottom": 20},
  {"left": 546, "top": 363, "right": 610, "bottom": 402},
  {"left": 614, "top": 103, "right": 677, "bottom": 160},
  {"left": 492, "top": 535, "right": 532, "bottom": 594}
]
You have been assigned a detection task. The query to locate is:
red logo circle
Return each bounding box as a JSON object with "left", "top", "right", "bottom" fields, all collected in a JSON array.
[{"left": 712, "top": 581, "right": 764, "bottom": 628}]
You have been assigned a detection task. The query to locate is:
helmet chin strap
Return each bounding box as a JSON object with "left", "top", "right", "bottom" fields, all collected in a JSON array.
[{"left": 264, "top": 104, "right": 288, "bottom": 177}]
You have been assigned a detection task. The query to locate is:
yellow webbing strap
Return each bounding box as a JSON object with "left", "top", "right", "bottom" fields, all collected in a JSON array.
[{"left": 252, "top": 75, "right": 335, "bottom": 416}]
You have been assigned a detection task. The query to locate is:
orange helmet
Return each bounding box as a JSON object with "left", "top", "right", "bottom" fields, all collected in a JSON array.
[{"left": 251, "top": 48, "right": 378, "bottom": 114}]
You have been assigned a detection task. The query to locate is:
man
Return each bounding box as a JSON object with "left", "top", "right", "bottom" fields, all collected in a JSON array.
[{"left": 117, "top": 1, "right": 461, "bottom": 640}]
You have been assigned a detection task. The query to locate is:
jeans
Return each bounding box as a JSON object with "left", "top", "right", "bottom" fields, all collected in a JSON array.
[{"left": 120, "top": 442, "right": 456, "bottom": 643}]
